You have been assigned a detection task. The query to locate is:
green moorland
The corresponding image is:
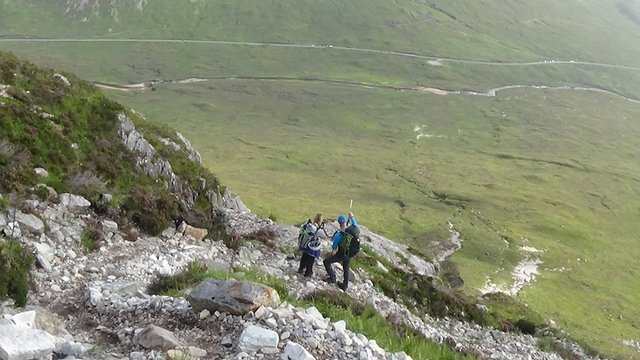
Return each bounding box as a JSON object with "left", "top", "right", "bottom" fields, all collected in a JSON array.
[{"left": 1, "top": 0, "right": 640, "bottom": 358}]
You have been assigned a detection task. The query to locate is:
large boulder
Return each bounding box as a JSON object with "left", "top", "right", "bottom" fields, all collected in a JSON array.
[
  {"left": 102, "top": 282, "right": 140, "bottom": 298},
  {"left": 55, "top": 341, "right": 93, "bottom": 358},
  {"left": 58, "top": 194, "right": 91, "bottom": 212},
  {"left": 188, "top": 279, "right": 280, "bottom": 315},
  {"left": 176, "top": 132, "right": 202, "bottom": 163},
  {"left": 101, "top": 219, "right": 118, "bottom": 234},
  {"left": 15, "top": 212, "right": 44, "bottom": 235},
  {"left": 0, "top": 324, "right": 55, "bottom": 360}
]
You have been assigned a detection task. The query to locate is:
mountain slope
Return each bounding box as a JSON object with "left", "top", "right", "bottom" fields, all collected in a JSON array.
[
  {"left": 0, "top": 52, "right": 600, "bottom": 360},
  {"left": 0, "top": 51, "right": 228, "bottom": 234},
  {"left": 2, "top": 1, "right": 640, "bottom": 358}
]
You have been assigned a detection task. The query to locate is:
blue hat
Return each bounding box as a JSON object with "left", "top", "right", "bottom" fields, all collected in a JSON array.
[{"left": 338, "top": 215, "right": 347, "bottom": 224}]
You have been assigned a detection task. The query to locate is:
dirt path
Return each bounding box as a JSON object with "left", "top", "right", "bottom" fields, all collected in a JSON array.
[
  {"left": 95, "top": 76, "right": 640, "bottom": 105},
  {"left": 93, "top": 81, "right": 150, "bottom": 91},
  {"left": 2, "top": 37, "right": 640, "bottom": 71}
]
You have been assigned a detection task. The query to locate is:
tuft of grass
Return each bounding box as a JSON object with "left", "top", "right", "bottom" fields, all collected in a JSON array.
[
  {"left": 81, "top": 217, "right": 105, "bottom": 253},
  {"left": 33, "top": 185, "right": 52, "bottom": 202},
  {"left": 148, "top": 261, "right": 209, "bottom": 297},
  {"left": 267, "top": 213, "right": 279, "bottom": 222},
  {"left": 0, "top": 238, "right": 33, "bottom": 307},
  {"left": 80, "top": 227, "right": 102, "bottom": 253}
]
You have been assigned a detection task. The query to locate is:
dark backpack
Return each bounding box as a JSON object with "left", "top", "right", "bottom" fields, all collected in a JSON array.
[
  {"left": 298, "top": 220, "right": 317, "bottom": 250},
  {"left": 339, "top": 224, "right": 360, "bottom": 257}
]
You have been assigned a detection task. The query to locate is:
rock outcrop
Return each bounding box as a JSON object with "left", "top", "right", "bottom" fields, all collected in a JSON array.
[
  {"left": 117, "top": 112, "right": 249, "bottom": 216},
  {"left": 118, "top": 113, "right": 181, "bottom": 192}
]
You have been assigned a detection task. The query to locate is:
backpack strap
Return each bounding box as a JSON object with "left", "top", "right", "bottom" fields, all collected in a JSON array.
[{"left": 315, "top": 221, "right": 328, "bottom": 238}]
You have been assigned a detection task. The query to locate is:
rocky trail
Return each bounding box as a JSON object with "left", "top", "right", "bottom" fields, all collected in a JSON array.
[{"left": 0, "top": 193, "right": 597, "bottom": 360}]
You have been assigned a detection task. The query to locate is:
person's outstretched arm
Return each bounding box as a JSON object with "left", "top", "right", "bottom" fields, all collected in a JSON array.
[{"left": 348, "top": 211, "right": 358, "bottom": 226}]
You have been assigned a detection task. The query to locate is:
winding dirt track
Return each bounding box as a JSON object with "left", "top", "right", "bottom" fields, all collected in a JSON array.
[
  {"left": 2, "top": 37, "right": 640, "bottom": 71},
  {"left": 94, "top": 76, "right": 640, "bottom": 105}
]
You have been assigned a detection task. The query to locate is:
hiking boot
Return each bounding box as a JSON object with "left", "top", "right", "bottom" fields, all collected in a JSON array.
[
  {"left": 297, "top": 269, "right": 304, "bottom": 274},
  {"left": 304, "top": 272, "right": 313, "bottom": 278},
  {"left": 323, "top": 277, "right": 336, "bottom": 284},
  {"left": 337, "top": 282, "right": 348, "bottom": 291}
]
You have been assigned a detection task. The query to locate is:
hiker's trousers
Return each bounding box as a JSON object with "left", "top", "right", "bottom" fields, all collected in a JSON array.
[{"left": 324, "top": 252, "right": 352, "bottom": 289}]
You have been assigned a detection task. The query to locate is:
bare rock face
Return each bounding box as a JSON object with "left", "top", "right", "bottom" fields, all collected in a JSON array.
[
  {"left": 53, "top": 74, "right": 70, "bottom": 86},
  {"left": 188, "top": 279, "right": 281, "bottom": 315},
  {"left": 208, "top": 189, "right": 250, "bottom": 213},
  {"left": 118, "top": 113, "right": 249, "bottom": 214},
  {"left": 118, "top": 113, "right": 179, "bottom": 190},
  {"left": 176, "top": 132, "right": 202, "bottom": 164}
]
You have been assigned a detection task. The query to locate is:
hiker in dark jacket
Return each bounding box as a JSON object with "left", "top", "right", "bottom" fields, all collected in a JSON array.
[
  {"left": 297, "top": 213, "right": 326, "bottom": 277},
  {"left": 323, "top": 211, "right": 357, "bottom": 291}
]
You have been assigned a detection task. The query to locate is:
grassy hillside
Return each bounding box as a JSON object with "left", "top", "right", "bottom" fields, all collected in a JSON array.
[
  {"left": 1, "top": 1, "right": 640, "bottom": 358},
  {"left": 0, "top": 51, "right": 223, "bottom": 234}
]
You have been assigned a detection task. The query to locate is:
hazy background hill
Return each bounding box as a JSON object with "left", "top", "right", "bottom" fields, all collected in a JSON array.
[
  {"left": 1, "top": 1, "right": 640, "bottom": 358},
  {"left": 3, "top": 0, "right": 640, "bottom": 64}
]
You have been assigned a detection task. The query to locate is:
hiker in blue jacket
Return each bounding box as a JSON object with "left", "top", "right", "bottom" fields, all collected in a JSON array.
[{"left": 323, "top": 211, "right": 357, "bottom": 291}]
